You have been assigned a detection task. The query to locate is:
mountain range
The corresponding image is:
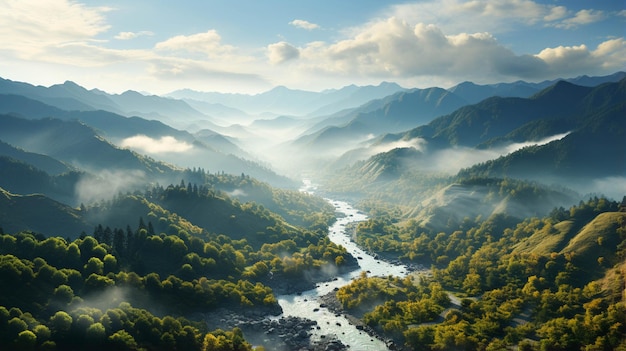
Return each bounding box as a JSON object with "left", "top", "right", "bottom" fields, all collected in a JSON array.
[
  {"left": 0, "top": 72, "right": 624, "bottom": 236},
  {"left": 0, "top": 70, "right": 625, "bottom": 351},
  {"left": 346, "top": 78, "right": 625, "bottom": 184}
]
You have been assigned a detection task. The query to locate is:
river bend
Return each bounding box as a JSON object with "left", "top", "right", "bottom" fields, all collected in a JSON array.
[{"left": 274, "top": 195, "right": 409, "bottom": 350}]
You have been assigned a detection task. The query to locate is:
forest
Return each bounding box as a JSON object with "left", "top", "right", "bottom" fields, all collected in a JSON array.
[
  {"left": 336, "top": 195, "right": 626, "bottom": 350},
  {"left": 0, "top": 173, "right": 356, "bottom": 350}
]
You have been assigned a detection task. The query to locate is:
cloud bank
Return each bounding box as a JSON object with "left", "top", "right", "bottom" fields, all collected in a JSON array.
[{"left": 121, "top": 135, "right": 193, "bottom": 154}]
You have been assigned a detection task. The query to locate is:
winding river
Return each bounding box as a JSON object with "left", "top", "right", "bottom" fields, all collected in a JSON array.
[{"left": 271, "top": 182, "right": 411, "bottom": 350}]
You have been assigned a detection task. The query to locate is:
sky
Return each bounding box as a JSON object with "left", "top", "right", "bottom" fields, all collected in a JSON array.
[{"left": 1, "top": 0, "right": 624, "bottom": 94}]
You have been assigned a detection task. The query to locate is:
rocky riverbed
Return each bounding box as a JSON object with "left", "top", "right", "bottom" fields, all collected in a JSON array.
[
  {"left": 317, "top": 291, "right": 403, "bottom": 351},
  {"left": 200, "top": 196, "right": 418, "bottom": 350},
  {"left": 204, "top": 308, "right": 348, "bottom": 351}
]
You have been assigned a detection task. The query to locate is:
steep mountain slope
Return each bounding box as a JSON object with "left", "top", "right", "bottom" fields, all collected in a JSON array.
[
  {"left": 0, "top": 140, "right": 73, "bottom": 175},
  {"left": 322, "top": 79, "right": 624, "bottom": 230},
  {"left": 0, "top": 96, "right": 294, "bottom": 187},
  {"left": 292, "top": 87, "right": 468, "bottom": 154},
  {"left": 0, "top": 187, "right": 91, "bottom": 236},
  {"left": 0, "top": 114, "right": 174, "bottom": 175},
  {"left": 0, "top": 156, "right": 80, "bottom": 204},
  {"left": 512, "top": 208, "right": 626, "bottom": 278},
  {"left": 458, "top": 80, "right": 626, "bottom": 184},
  {"left": 359, "top": 78, "right": 625, "bottom": 172},
  {"left": 406, "top": 179, "right": 577, "bottom": 232}
]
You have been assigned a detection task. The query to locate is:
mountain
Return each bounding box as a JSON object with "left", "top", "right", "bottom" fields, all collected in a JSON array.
[
  {"left": 406, "top": 178, "right": 577, "bottom": 232},
  {"left": 108, "top": 90, "right": 206, "bottom": 125},
  {"left": 448, "top": 80, "right": 538, "bottom": 104},
  {"left": 325, "top": 78, "right": 625, "bottom": 209},
  {"left": 344, "top": 87, "right": 468, "bottom": 133},
  {"left": 0, "top": 95, "right": 294, "bottom": 187},
  {"left": 511, "top": 204, "right": 626, "bottom": 279},
  {"left": 181, "top": 99, "right": 251, "bottom": 125},
  {"left": 0, "top": 156, "right": 82, "bottom": 205},
  {"left": 288, "top": 87, "right": 468, "bottom": 159},
  {"left": 0, "top": 77, "right": 210, "bottom": 127},
  {"left": 0, "top": 140, "right": 73, "bottom": 175},
  {"left": 167, "top": 82, "right": 407, "bottom": 116},
  {"left": 0, "top": 114, "right": 174, "bottom": 175},
  {"left": 0, "top": 78, "right": 120, "bottom": 112},
  {"left": 382, "top": 78, "right": 625, "bottom": 152},
  {"left": 457, "top": 79, "right": 626, "bottom": 186},
  {"left": 0, "top": 171, "right": 332, "bottom": 242},
  {"left": 0, "top": 94, "right": 71, "bottom": 119},
  {"left": 448, "top": 71, "right": 626, "bottom": 104},
  {"left": 0, "top": 187, "right": 91, "bottom": 236}
]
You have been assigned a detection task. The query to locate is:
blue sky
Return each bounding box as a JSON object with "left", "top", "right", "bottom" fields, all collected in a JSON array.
[{"left": 1, "top": 0, "right": 624, "bottom": 94}]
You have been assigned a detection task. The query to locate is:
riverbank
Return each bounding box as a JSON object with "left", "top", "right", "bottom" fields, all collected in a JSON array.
[
  {"left": 212, "top": 196, "right": 413, "bottom": 350},
  {"left": 318, "top": 291, "right": 403, "bottom": 351},
  {"left": 266, "top": 258, "right": 360, "bottom": 296}
]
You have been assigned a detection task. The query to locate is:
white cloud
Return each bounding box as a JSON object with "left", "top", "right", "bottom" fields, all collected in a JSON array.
[
  {"left": 121, "top": 135, "right": 193, "bottom": 153},
  {"left": 420, "top": 132, "right": 573, "bottom": 174},
  {"left": 369, "top": 137, "right": 427, "bottom": 156},
  {"left": 290, "top": 16, "right": 626, "bottom": 84},
  {"left": 0, "top": 0, "right": 110, "bottom": 58},
  {"left": 115, "top": 31, "right": 154, "bottom": 40},
  {"left": 290, "top": 19, "right": 320, "bottom": 30},
  {"left": 543, "top": 6, "right": 568, "bottom": 22},
  {"left": 555, "top": 9, "right": 605, "bottom": 29},
  {"left": 503, "top": 132, "right": 570, "bottom": 154},
  {"left": 0, "top": 0, "right": 621, "bottom": 94},
  {"left": 385, "top": 0, "right": 557, "bottom": 34},
  {"left": 267, "top": 41, "right": 300, "bottom": 64},
  {"left": 385, "top": 0, "right": 612, "bottom": 34},
  {"left": 535, "top": 39, "right": 626, "bottom": 76},
  {"left": 297, "top": 18, "right": 511, "bottom": 78},
  {"left": 154, "top": 30, "right": 236, "bottom": 59}
]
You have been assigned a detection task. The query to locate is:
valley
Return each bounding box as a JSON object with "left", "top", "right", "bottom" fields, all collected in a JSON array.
[{"left": 0, "top": 71, "right": 625, "bottom": 351}]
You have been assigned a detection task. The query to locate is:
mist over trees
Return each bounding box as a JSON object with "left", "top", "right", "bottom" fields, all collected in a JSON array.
[{"left": 0, "top": 73, "right": 625, "bottom": 350}]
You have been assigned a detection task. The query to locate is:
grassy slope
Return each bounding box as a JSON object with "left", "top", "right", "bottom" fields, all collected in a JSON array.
[{"left": 514, "top": 212, "right": 626, "bottom": 269}]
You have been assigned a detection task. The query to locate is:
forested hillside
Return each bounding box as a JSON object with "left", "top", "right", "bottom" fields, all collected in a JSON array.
[
  {"left": 0, "top": 173, "right": 355, "bottom": 350},
  {"left": 340, "top": 197, "right": 626, "bottom": 350},
  {"left": 1, "top": 73, "right": 624, "bottom": 350}
]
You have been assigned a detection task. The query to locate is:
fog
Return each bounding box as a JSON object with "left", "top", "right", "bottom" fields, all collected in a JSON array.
[
  {"left": 121, "top": 135, "right": 194, "bottom": 153},
  {"left": 588, "top": 177, "right": 626, "bottom": 201},
  {"left": 75, "top": 170, "right": 148, "bottom": 205}
]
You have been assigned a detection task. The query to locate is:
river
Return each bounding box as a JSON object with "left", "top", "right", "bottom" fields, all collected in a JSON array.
[{"left": 271, "top": 182, "right": 411, "bottom": 350}]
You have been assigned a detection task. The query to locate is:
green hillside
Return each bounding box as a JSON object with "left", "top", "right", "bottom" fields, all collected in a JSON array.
[{"left": 0, "top": 187, "right": 91, "bottom": 236}]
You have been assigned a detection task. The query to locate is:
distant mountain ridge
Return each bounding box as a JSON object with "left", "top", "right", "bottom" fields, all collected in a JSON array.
[
  {"left": 0, "top": 77, "right": 207, "bottom": 127},
  {"left": 167, "top": 81, "right": 407, "bottom": 116},
  {"left": 332, "top": 77, "right": 626, "bottom": 196},
  {"left": 0, "top": 114, "right": 174, "bottom": 175},
  {"left": 448, "top": 71, "right": 626, "bottom": 104},
  {"left": 0, "top": 95, "right": 294, "bottom": 187}
]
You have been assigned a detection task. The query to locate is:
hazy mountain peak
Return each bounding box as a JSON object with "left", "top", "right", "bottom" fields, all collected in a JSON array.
[
  {"left": 50, "top": 80, "right": 88, "bottom": 93},
  {"left": 530, "top": 80, "right": 590, "bottom": 102}
]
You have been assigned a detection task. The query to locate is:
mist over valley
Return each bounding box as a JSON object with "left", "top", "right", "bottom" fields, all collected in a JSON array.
[{"left": 1, "top": 1, "right": 625, "bottom": 349}]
